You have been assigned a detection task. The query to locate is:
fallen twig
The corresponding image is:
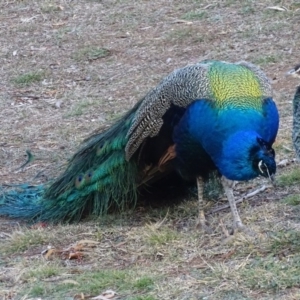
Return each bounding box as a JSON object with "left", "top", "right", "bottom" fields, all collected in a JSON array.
[
  {"left": 277, "top": 158, "right": 298, "bottom": 167},
  {"left": 208, "top": 185, "right": 272, "bottom": 214}
]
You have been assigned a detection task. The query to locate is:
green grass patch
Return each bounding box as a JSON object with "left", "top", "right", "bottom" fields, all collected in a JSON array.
[
  {"left": 40, "top": 4, "right": 63, "bottom": 13},
  {"left": 22, "top": 264, "right": 63, "bottom": 282},
  {"left": 13, "top": 71, "right": 44, "bottom": 86},
  {"left": 241, "top": 255, "right": 300, "bottom": 291},
  {"left": 29, "top": 284, "right": 47, "bottom": 298},
  {"left": 3, "top": 229, "right": 49, "bottom": 254},
  {"left": 181, "top": 10, "right": 207, "bottom": 20},
  {"left": 76, "top": 270, "right": 128, "bottom": 294},
  {"left": 277, "top": 168, "right": 300, "bottom": 186},
  {"left": 281, "top": 194, "right": 300, "bottom": 206},
  {"left": 73, "top": 46, "right": 110, "bottom": 61},
  {"left": 65, "top": 100, "right": 98, "bottom": 117},
  {"left": 54, "top": 27, "right": 72, "bottom": 46},
  {"left": 270, "top": 230, "right": 300, "bottom": 254},
  {"left": 133, "top": 277, "right": 154, "bottom": 290},
  {"left": 167, "top": 28, "right": 194, "bottom": 40},
  {"left": 166, "top": 28, "right": 207, "bottom": 44},
  {"left": 241, "top": 5, "right": 255, "bottom": 15},
  {"left": 146, "top": 227, "right": 180, "bottom": 246},
  {"left": 21, "top": 268, "right": 157, "bottom": 299},
  {"left": 253, "top": 55, "right": 278, "bottom": 66},
  {"left": 263, "top": 7, "right": 288, "bottom": 18},
  {"left": 105, "top": 111, "right": 125, "bottom": 122}
]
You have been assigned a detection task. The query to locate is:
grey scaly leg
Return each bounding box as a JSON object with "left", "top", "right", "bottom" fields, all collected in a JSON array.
[
  {"left": 196, "top": 177, "right": 212, "bottom": 233},
  {"left": 221, "top": 176, "right": 253, "bottom": 234}
]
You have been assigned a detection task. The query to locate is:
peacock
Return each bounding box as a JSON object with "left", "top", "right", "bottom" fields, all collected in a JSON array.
[
  {"left": 0, "top": 60, "right": 279, "bottom": 232},
  {"left": 287, "top": 64, "right": 300, "bottom": 158}
]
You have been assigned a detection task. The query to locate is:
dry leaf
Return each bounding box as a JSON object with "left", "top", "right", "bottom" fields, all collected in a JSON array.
[
  {"left": 42, "top": 247, "right": 58, "bottom": 260},
  {"left": 73, "top": 244, "right": 84, "bottom": 252},
  {"left": 69, "top": 252, "right": 84, "bottom": 260}
]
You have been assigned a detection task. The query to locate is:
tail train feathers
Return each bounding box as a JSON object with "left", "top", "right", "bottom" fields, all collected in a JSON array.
[
  {"left": 0, "top": 185, "right": 44, "bottom": 220},
  {"left": 45, "top": 105, "right": 140, "bottom": 219},
  {"left": 0, "top": 103, "right": 141, "bottom": 222}
]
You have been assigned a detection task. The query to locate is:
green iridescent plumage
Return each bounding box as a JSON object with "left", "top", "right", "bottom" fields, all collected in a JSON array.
[{"left": 208, "top": 62, "right": 268, "bottom": 109}]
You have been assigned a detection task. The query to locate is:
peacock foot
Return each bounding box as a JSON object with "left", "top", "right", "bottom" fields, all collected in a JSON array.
[
  {"left": 231, "top": 221, "right": 256, "bottom": 237},
  {"left": 220, "top": 221, "right": 256, "bottom": 244},
  {"left": 196, "top": 210, "right": 213, "bottom": 234}
]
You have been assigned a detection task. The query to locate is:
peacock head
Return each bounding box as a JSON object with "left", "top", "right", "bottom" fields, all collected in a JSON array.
[
  {"left": 251, "top": 137, "right": 276, "bottom": 181},
  {"left": 216, "top": 131, "right": 276, "bottom": 182}
]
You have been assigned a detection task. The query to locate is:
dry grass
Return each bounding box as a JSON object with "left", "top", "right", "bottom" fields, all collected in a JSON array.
[{"left": 1, "top": 0, "right": 300, "bottom": 299}]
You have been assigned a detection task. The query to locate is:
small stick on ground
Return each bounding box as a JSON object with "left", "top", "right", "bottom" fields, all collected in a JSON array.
[{"left": 208, "top": 185, "right": 271, "bottom": 214}]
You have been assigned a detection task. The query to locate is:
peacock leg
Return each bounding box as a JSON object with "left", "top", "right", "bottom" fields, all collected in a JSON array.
[
  {"left": 196, "top": 177, "right": 212, "bottom": 233},
  {"left": 221, "top": 176, "right": 255, "bottom": 236}
]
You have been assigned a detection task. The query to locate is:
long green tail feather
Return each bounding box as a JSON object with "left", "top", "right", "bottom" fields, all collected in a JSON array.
[{"left": 0, "top": 102, "right": 141, "bottom": 222}]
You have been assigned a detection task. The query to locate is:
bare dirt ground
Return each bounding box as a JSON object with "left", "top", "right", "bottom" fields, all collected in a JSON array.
[{"left": 1, "top": 0, "right": 300, "bottom": 299}]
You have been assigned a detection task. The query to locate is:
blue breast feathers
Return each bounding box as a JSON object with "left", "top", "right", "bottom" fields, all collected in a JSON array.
[{"left": 173, "top": 97, "right": 279, "bottom": 181}]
